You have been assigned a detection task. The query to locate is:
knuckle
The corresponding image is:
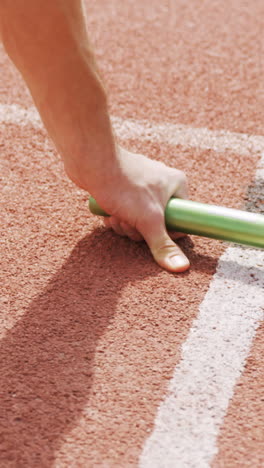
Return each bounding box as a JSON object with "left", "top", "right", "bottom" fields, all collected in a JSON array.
[
  {"left": 136, "top": 205, "right": 164, "bottom": 233},
  {"left": 152, "top": 240, "right": 181, "bottom": 262},
  {"left": 176, "top": 169, "right": 188, "bottom": 185},
  {"left": 152, "top": 238, "right": 175, "bottom": 254},
  {"left": 169, "top": 168, "right": 188, "bottom": 198}
]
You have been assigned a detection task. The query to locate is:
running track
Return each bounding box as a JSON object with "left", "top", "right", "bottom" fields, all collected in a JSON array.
[{"left": 1, "top": 1, "right": 263, "bottom": 467}]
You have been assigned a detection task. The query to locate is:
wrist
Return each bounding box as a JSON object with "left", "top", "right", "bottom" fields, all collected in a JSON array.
[{"left": 64, "top": 138, "right": 123, "bottom": 195}]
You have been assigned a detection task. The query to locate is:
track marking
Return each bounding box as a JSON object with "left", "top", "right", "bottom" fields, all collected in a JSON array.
[
  {"left": 139, "top": 248, "right": 264, "bottom": 468},
  {"left": 1, "top": 103, "right": 264, "bottom": 156},
  {"left": 112, "top": 116, "right": 264, "bottom": 157},
  {"left": 139, "top": 155, "right": 264, "bottom": 468},
  {"left": 1, "top": 102, "right": 264, "bottom": 467},
  {"left": 0, "top": 104, "right": 42, "bottom": 128}
]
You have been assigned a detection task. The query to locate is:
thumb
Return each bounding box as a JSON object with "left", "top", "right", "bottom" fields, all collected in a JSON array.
[{"left": 139, "top": 215, "right": 190, "bottom": 273}]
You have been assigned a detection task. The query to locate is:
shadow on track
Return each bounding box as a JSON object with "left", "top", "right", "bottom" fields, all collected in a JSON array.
[
  {"left": 1, "top": 229, "right": 236, "bottom": 466},
  {"left": 0, "top": 229, "right": 162, "bottom": 466}
]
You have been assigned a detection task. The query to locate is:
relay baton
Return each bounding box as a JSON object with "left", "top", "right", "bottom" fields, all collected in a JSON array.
[{"left": 89, "top": 196, "right": 264, "bottom": 249}]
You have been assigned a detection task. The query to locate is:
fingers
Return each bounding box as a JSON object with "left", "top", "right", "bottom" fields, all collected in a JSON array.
[
  {"left": 104, "top": 216, "right": 125, "bottom": 237},
  {"left": 152, "top": 237, "right": 190, "bottom": 272},
  {"left": 104, "top": 218, "right": 186, "bottom": 243},
  {"left": 170, "top": 169, "right": 189, "bottom": 200},
  {"left": 137, "top": 210, "right": 190, "bottom": 272},
  {"left": 103, "top": 217, "right": 143, "bottom": 241},
  {"left": 103, "top": 217, "right": 189, "bottom": 272},
  {"left": 119, "top": 221, "right": 143, "bottom": 241}
]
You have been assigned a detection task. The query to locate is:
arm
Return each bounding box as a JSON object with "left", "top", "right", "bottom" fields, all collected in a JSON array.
[
  {"left": 0, "top": 0, "right": 116, "bottom": 186},
  {"left": 0, "top": 0, "right": 190, "bottom": 272}
]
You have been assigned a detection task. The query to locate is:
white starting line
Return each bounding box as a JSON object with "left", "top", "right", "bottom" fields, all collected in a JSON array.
[
  {"left": 139, "top": 246, "right": 264, "bottom": 468},
  {"left": 1, "top": 102, "right": 264, "bottom": 467},
  {"left": 1, "top": 103, "right": 264, "bottom": 156}
]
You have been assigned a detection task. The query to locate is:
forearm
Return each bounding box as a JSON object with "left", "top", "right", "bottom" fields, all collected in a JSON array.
[{"left": 0, "top": 0, "right": 118, "bottom": 189}]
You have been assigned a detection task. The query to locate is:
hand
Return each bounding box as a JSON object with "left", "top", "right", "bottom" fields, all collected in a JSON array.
[
  {"left": 0, "top": 0, "right": 189, "bottom": 273},
  {"left": 85, "top": 146, "right": 190, "bottom": 273}
]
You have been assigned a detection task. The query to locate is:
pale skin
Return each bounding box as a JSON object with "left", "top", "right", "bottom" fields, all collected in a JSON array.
[{"left": 0, "top": 0, "right": 190, "bottom": 272}]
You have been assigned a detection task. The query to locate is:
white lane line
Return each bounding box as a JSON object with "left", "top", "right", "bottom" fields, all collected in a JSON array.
[
  {"left": 139, "top": 155, "right": 264, "bottom": 468},
  {"left": 139, "top": 248, "right": 264, "bottom": 468},
  {"left": 112, "top": 116, "right": 264, "bottom": 157},
  {"left": 1, "top": 103, "right": 264, "bottom": 467},
  {"left": 1, "top": 103, "right": 264, "bottom": 156},
  {"left": 0, "top": 104, "right": 42, "bottom": 128}
]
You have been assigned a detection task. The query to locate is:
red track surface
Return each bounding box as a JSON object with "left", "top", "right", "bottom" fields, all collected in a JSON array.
[{"left": 1, "top": 1, "right": 263, "bottom": 466}]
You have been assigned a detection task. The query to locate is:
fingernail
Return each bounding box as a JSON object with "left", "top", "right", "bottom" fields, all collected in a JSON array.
[{"left": 168, "top": 255, "right": 189, "bottom": 270}]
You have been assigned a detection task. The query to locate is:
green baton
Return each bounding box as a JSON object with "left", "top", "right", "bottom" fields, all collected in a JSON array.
[{"left": 89, "top": 196, "right": 264, "bottom": 249}]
